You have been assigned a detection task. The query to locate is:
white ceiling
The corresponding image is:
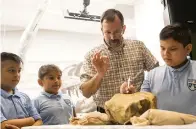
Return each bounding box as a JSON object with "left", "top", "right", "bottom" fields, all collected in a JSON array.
[{"left": 1, "top": 0, "right": 138, "bottom": 34}]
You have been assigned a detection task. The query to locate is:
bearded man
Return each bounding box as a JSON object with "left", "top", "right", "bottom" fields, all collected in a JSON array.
[{"left": 80, "top": 9, "right": 159, "bottom": 113}]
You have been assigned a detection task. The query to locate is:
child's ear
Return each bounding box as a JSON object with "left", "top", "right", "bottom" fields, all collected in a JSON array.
[
  {"left": 186, "top": 44, "right": 192, "bottom": 55},
  {"left": 38, "top": 79, "right": 43, "bottom": 87}
]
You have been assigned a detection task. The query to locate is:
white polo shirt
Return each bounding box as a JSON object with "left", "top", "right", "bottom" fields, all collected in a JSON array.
[
  {"left": 33, "top": 91, "right": 73, "bottom": 125},
  {"left": 141, "top": 60, "right": 196, "bottom": 115}
]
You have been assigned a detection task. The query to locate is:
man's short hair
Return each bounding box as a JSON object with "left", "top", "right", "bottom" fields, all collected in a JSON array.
[
  {"left": 159, "top": 23, "right": 192, "bottom": 47},
  {"left": 38, "top": 64, "right": 62, "bottom": 79},
  {"left": 1, "top": 52, "right": 23, "bottom": 64},
  {"left": 101, "top": 9, "right": 124, "bottom": 26}
]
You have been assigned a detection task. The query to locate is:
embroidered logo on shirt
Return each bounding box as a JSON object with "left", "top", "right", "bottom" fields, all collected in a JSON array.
[
  {"left": 187, "top": 79, "right": 196, "bottom": 91},
  {"left": 64, "top": 99, "right": 72, "bottom": 106}
]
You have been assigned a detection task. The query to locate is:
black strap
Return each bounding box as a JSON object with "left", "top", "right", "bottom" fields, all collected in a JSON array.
[{"left": 97, "top": 106, "right": 105, "bottom": 113}]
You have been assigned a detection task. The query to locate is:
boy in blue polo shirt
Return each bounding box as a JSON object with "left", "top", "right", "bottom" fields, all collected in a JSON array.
[
  {"left": 120, "top": 23, "right": 196, "bottom": 115},
  {"left": 1, "top": 52, "right": 43, "bottom": 129},
  {"left": 33, "top": 64, "right": 73, "bottom": 125}
]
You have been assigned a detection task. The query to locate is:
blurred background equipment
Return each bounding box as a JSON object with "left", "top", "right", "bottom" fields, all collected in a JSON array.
[
  {"left": 18, "top": 0, "right": 50, "bottom": 62},
  {"left": 64, "top": 0, "right": 101, "bottom": 22}
]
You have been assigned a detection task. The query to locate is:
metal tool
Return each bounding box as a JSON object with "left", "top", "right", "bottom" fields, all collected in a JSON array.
[
  {"left": 127, "top": 71, "right": 143, "bottom": 88},
  {"left": 72, "top": 106, "right": 77, "bottom": 117}
]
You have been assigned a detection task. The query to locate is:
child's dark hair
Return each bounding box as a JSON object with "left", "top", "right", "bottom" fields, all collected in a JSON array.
[
  {"left": 38, "top": 64, "right": 62, "bottom": 79},
  {"left": 159, "top": 23, "right": 192, "bottom": 47},
  {"left": 1, "top": 52, "right": 23, "bottom": 64}
]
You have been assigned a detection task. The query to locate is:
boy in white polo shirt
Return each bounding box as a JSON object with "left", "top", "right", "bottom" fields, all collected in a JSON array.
[
  {"left": 1, "top": 52, "right": 42, "bottom": 129},
  {"left": 33, "top": 64, "right": 73, "bottom": 125},
  {"left": 120, "top": 23, "right": 196, "bottom": 115}
]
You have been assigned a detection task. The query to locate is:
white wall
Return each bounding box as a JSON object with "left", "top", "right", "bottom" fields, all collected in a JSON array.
[
  {"left": 2, "top": 30, "right": 103, "bottom": 60},
  {"left": 1, "top": 30, "right": 104, "bottom": 98},
  {"left": 134, "top": 0, "right": 165, "bottom": 65}
]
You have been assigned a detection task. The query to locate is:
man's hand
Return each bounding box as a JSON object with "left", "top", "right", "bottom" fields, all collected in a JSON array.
[
  {"left": 92, "top": 51, "right": 109, "bottom": 77},
  {"left": 5, "top": 124, "right": 20, "bottom": 129},
  {"left": 120, "top": 82, "right": 136, "bottom": 94},
  {"left": 80, "top": 51, "right": 109, "bottom": 98}
]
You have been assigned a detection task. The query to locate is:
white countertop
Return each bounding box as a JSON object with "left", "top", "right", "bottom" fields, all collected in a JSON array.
[{"left": 22, "top": 123, "right": 196, "bottom": 129}]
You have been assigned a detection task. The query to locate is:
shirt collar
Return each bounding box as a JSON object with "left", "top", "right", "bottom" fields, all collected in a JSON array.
[
  {"left": 1, "top": 88, "right": 21, "bottom": 98},
  {"left": 168, "top": 59, "right": 190, "bottom": 72},
  {"left": 41, "top": 91, "right": 62, "bottom": 99}
]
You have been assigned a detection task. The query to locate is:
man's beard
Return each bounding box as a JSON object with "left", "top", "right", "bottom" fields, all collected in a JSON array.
[
  {"left": 108, "top": 39, "right": 121, "bottom": 47},
  {"left": 104, "top": 38, "right": 124, "bottom": 52}
]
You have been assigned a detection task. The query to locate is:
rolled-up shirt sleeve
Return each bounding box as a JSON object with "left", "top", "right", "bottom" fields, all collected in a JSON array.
[{"left": 140, "top": 41, "right": 159, "bottom": 71}]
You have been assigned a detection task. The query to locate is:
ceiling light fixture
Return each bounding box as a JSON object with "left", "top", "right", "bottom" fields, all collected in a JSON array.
[{"left": 64, "top": 0, "right": 101, "bottom": 22}]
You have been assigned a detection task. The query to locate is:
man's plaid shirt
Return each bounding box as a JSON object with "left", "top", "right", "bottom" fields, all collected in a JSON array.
[{"left": 80, "top": 39, "right": 158, "bottom": 108}]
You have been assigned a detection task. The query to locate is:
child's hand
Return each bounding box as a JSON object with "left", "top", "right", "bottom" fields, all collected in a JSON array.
[{"left": 5, "top": 124, "right": 20, "bottom": 129}]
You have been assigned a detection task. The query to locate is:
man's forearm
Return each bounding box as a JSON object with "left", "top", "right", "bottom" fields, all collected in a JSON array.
[
  {"left": 32, "top": 119, "right": 43, "bottom": 126},
  {"left": 1, "top": 117, "right": 35, "bottom": 128},
  {"left": 80, "top": 73, "right": 103, "bottom": 98}
]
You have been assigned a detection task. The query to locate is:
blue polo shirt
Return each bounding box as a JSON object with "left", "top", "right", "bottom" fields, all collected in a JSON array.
[
  {"left": 141, "top": 60, "right": 196, "bottom": 115},
  {"left": 33, "top": 91, "right": 73, "bottom": 125},
  {"left": 0, "top": 88, "right": 41, "bottom": 123}
]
